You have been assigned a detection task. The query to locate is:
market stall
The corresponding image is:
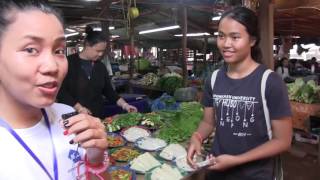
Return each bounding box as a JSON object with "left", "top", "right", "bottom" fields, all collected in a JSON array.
[{"left": 103, "top": 101, "right": 207, "bottom": 180}]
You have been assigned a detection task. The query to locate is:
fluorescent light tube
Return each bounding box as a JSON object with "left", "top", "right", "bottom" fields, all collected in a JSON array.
[
  {"left": 65, "top": 32, "right": 80, "bottom": 38},
  {"left": 93, "top": 27, "right": 102, "bottom": 31},
  {"left": 139, "top": 25, "right": 180, "bottom": 34},
  {"left": 212, "top": 16, "right": 221, "bottom": 21},
  {"left": 174, "top": 32, "right": 210, "bottom": 37},
  {"left": 66, "top": 28, "right": 76, "bottom": 32}
]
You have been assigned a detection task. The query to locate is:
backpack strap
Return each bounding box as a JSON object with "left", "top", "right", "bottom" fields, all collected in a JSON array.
[
  {"left": 261, "top": 69, "right": 273, "bottom": 140},
  {"left": 211, "top": 69, "right": 220, "bottom": 90}
]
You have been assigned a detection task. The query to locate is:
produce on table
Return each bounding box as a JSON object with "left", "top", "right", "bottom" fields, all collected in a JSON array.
[
  {"left": 287, "top": 78, "right": 320, "bottom": 104},
  {"left": 134, "top": 58, "right": 150, "bottom": 71},
  {"left": 121, "top": 126, "right": 151, "bottom": 142},
  {"left": 156, "top": 102, "right": 203, "bottom": 143},
  {"left": 110, "top": 169, "right": 132, "bottom": 180},
  {"left": 111, "top": 147, "right": 140, "bottom": 162},
  {"left": 140, "top": 112, "right": 163, "bottom": 129},
  {"left": 136, "top": 73, "right": 159, "bottom": 86},
  {"left": 150, "top": 164, "right": 183, "bottom": 180},
  {"left": 135, "top": 137, "right": 167, "bottom": 151},
  {"left": 157, "top": 73, "right": 183, "bottom": 94},
  {"left": 107, "top": 133, "right": 126, "bottom": 148},
  {"left": 130, "top": 152, "right": 161, "bottom": 173},
  {"left": 105, "top": 113, "right": 143, "bottom": 132},
  {"left": 159, "top": 144, "right": 187, "bottom": 161}
]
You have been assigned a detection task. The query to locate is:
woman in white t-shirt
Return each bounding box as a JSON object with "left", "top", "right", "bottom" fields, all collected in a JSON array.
[
  {"left": 0, "top": 1, "right": 109, "bottom": 179},
  {"left": 276, "top": 57, "right": 290, "bottom": 80}
]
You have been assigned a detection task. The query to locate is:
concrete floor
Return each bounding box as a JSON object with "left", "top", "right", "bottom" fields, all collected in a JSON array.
[{"left": 283, "top": 142, "right": 320, "bottom": 180}]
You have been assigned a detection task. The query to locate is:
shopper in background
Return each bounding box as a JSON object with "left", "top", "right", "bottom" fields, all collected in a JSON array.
[
  {"left": 187, "top": 7, "right": 292, "bottom": 180},
  {"left": 0, "top": 0, "right": 109, "bottom": 179},
  {"left": 58, "top": 25, "right": 137, "bottom": 119},
  {"left": 276, "top": 57, "right": 290, "bottom": 79}
]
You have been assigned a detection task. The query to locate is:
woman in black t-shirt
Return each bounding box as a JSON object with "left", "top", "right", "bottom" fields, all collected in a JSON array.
[
  {"left": 58, "top": 26, "right": 137, "bottom": 119},
  {"left": 187, "top": 7, "right": 292, "bottom": 180}
]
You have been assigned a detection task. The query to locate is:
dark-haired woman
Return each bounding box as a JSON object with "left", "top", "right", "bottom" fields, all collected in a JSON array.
[
  {"left": 0, "top": 0, "right": 109, "bottom": 179},
  {"left": 187, "top": 7, "right": 292, "bottom": 180},
  {"left": 276, "top": 57, "right": 290, "bottom": 80},
  {"left": 58, "top": 27, "right": 137, "bottom": 119}
]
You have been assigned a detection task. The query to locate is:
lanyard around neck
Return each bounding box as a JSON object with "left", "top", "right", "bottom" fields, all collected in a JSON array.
[{"left": 0, "top": 109, "right": 58, "bottom": 180}]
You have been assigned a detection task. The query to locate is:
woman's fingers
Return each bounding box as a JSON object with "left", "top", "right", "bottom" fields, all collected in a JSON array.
[{"left": 62, "top": 113, "right": 107, "bottom": 150}]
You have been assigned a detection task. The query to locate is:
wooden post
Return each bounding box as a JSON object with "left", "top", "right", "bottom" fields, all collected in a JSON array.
[
  {"left": 203, "top": 37, "right": 208, "bottom": 67},
  {"left": 259, "top": 0, "right": 274, "bottom": 69},
  {"left": 193, "top": 49, "right": 197, "bottom": 76},
  {"left": 181, "top": 4, "right": 188, "bottom": 86},
  {"left": 129, "top": 22, "right": 135, "bottom": 78}
]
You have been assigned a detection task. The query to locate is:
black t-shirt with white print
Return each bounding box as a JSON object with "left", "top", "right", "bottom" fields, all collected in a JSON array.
[{"left": 202, "top": 65, "right": 291, "bottom": 180}]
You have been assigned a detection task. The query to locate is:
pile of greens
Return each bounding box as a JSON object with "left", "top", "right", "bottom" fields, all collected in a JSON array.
[
  {"left": 106, "top": 112, "right": 143, "bottom": 132},
  {"left": 156, "top": 102, "right": 203, "bottom": 143},
  {"left": 157, "top": 73, "right": 183, "bottom": 94},
  {"left": 134, "top": 58, "right": 150, "bottom": 71},
  {"left": 136, "top": 73, "right": 159, "bottom": 86},
  {"left": 287, "top": 78, "right": 320, "bottom": 104}
]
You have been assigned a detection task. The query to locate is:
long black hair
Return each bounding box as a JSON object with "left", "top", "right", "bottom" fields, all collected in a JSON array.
[
  {"left": 219, "top": 6, "right": 262, "bottom": 63},
  {"left": 84, "top": 25, "right": 106, "bottom": 47},
  {"left": 0, "top": 0, "right": 63, "bottom": 43}
]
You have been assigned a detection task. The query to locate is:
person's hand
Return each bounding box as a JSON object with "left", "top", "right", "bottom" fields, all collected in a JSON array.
[
  {"left": 187, "top": 134, "right": 203, "bottom": 168},
  {"left": 63, "top": 113, "right": 108, "bottom": 155},
  {"left": 122, "top": 103, "right": 138, "bottom": 113},
  {"left": 207, "top": 154, "right": 241, "bottom": 171},
  {"left": 74, "top": 103, "right": 92, "bottom": 115},
  {"left": 78, "top": 106, "right": 92, "bottom": 115}
]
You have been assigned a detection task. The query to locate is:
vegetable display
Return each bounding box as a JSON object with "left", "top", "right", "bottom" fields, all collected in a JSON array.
[
  {"left": 105, "top": 113, "right": 143, "bottom": 132},
  {"left": 156, "top": 102, "right": 203, "bottom": 143},
  {"left": 107, "top": 133, "right": 126, "bottom": 148},
  {"left": 136, "top": 73, "right": 159, "bottom": 86},
  {"left": 287, "top": 78, "right": 320, "bottom": 104},
  {"left": 111, "top": 147, "right": 141, "bottom": 162},
  {"left": 157, "top": 73, "right": 183, "bottom": 94},
  {"left": 134, "top": 58, "right": 150, "bottom": 71},
  {"left": 140, "top": 112, "right": 163, "bottom": 129},
  {"left": 110, "top": 169, "right": 132, "bottom": 180}
]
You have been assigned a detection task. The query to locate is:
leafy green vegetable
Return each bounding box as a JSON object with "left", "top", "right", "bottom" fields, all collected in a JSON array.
[
  {"left": 134, "top": 58, "right": 150, "bottom": 71},
  {"left": 287, "top": 78, "right": 320, "bottom": 104},
  {"left": 106, "top": 113, "right": 143, "bottom": 132},
  {"left": 156, "top": 102, "right": 203, "bottom": 143},
  {"left": 157, "top": 73, "right": 183, "bottom": 94}
]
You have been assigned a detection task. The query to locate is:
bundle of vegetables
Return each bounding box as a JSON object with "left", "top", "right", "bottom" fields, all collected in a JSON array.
[
  {"left": 140, "top": 112, "right": 163, "bottom": 128},
  {"left": 287, "top": 78, "right": 320, "bottom": 104},
  {"left": 136, "top": 73, "right": 159, "bottom": 86},
  {"left": 134, "top": 58, "right": 150, "bottom": 71},
  {"left": 157, "top": 73, "right": 183, "bottom": 94},
  {"left": 105, "top": 112, "right": 143, "bottom": 132},
  {"left": 156, "top": 102, "right": 203, "bottom": 143},
  {"left": 151, "top": 93, "right": 180, "bottom": 111}
]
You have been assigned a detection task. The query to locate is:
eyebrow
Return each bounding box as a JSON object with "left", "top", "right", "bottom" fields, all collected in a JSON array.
[{"left": 22, "top": 35, "right": 66, "bottom": 44}]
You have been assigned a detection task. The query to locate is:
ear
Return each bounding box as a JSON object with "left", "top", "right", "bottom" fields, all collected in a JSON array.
[{"left": 250, "top": 37, "right": 256, "bottom": 47}]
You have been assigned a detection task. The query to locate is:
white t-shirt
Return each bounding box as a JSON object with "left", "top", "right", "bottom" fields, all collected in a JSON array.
[
  {"left": 0, "top": 103, "right": 85, "bottom": 180},
  {"left": 276, "top": 66, "right": 289, "bottom": 80}
]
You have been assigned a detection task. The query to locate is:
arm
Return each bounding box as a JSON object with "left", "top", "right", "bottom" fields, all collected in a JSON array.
[
  {"left": 187, "top": 107, "right": 215, "bottom": 167},
  {"left": 208, "top": 117, "right": 292, "bottom": 171},
  {"left": 116, "top": 98, "right": 138, "bottom": 113}
]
